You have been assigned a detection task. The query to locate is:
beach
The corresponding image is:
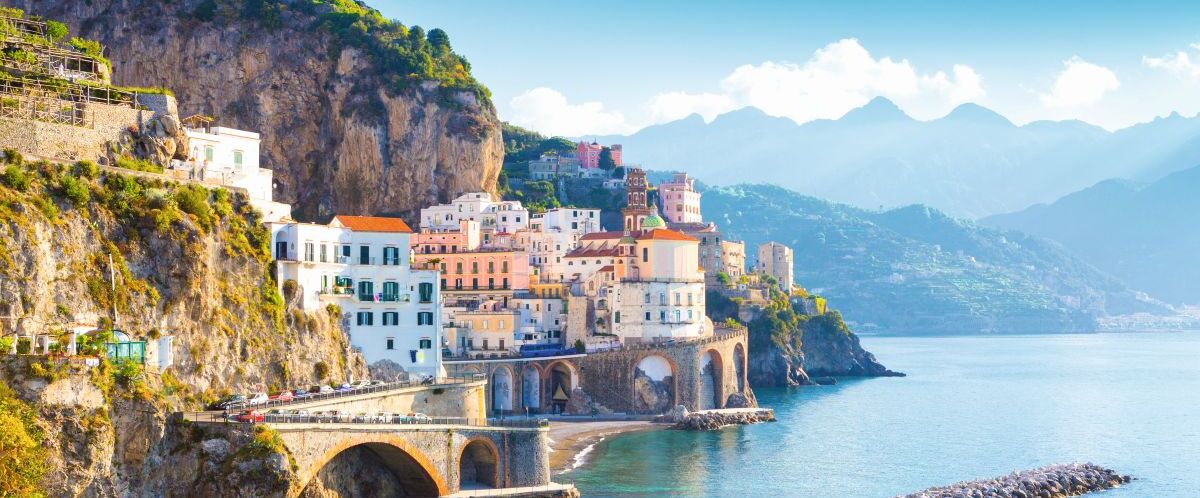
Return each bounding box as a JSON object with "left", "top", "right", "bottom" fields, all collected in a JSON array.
[{"left": 547, "top": 420, "right": 666, "bottom": 473}]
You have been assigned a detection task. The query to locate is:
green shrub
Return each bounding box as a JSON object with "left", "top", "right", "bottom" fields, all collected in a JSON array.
[
  {"left": 0, "top": 383, "right": 48, "bottom": 498},
  {"left": 2, "top": 148, "right": 23, "bottom": 165},
  {"left": 59, "top": 175, "right": 89, "bottom": 205},
  {"left": 68, "top": 37, "right": 104, "bottom": 58},
  {"left": 0, "top": 337, "right": 11, "bottom": 352},
  {"left": 74, "top": 160, "right": 99, "bottom": 179},
  {"left": 1, "top": 165, "right": 29, "bottom": 191},
  {"left": 113, "top": 156, "right": 163, "bottom": 174},
  {"left": 314, "top": 361, "right": 330, "bottom": 380},
  {"left": 192, "top": 0, "right": 218, "bottom": 21},
  {"left": 46, "top": 20, "right": 69, "bottom": 41},
  {"left": 111, "top": 359, "right": 144, "bottom": 388},
  {"left": 174, "top": 184, "right": 213, "bottom": 231}
]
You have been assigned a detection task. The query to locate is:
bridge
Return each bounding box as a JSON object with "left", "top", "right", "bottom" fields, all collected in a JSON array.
[
  {"left": 187, "top": 379, "right": 568, "bottom": 497},
  {"left": 271, "top": 421, "right": 552, "bottom": 497}
]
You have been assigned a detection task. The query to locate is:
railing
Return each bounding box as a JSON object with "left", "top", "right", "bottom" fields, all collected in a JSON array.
[
  {"left": 191, "top": 374, "right": 487, "bottom": 415},
  {"left": 0, "top": 73, "right": 133, "bottom": 106},
  {"left": 0, "top": 94, "right": 90, "bottom": 127}
]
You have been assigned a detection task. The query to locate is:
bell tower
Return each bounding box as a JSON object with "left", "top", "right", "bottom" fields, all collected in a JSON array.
[{"left": 622, "top": 168, "right": 652, "bottom": 231}]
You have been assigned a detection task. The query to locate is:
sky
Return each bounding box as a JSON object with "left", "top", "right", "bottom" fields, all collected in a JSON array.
[{"left": 378, "top": 0, "right": 1200, "bottom": 136}]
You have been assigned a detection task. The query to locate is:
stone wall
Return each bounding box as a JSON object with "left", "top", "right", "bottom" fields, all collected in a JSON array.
[
  {"left": 446, "top": 328, "right": 750, "bottom": 415},
  {"left": 0, "top": 95, "right": 177, "bottom": 162},
  {"left": 287, "top": 381, "right": 487, "bottom": 423}
]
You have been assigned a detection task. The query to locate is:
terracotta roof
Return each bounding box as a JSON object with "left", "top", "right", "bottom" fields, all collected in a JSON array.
[
  {"left": 332, "top": 215, "right": 413, "bottom": 233},
  {"left": 598, "top": 265, "right": 615, "bottom": 272},
  {"left": 637, "top": 229, "right": 698, "bottom": 242},
  {"left": 580, "top": 231, "right": 626, "bottom": 241}
]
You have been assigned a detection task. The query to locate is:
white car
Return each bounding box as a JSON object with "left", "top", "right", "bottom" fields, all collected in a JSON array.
[
  {"left": 350, "top": 380, "right": 372, "bottom": 389},
  {"left": 245, "top": 392, "right": 269, "bottom": 406}
]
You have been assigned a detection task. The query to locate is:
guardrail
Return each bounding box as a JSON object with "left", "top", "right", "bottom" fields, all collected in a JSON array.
[
  {"left": 207, "top": 374, "right": 486, "bottom": 412},
  {"left": 188, "top": 411, "right": 548, "bottom": 429}
]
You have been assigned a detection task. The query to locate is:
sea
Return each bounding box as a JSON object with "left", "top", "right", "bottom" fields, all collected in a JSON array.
[{"left": 561, "top": 332, "right": 1200, "bottom": 497}]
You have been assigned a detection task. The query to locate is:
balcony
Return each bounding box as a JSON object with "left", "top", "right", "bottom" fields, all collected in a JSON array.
[{"left": 320, "top": 287, "right": 354, "bottom": 296}]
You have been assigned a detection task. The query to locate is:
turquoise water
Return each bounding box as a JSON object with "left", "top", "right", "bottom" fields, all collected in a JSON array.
[{"left": 562, "top": 333, "right": 1200, "bottom": 497}]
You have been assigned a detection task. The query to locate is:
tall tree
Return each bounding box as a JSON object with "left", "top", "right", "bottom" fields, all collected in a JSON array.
[{"left": 599, "top": 146, "right": 616, "bottom": 170}]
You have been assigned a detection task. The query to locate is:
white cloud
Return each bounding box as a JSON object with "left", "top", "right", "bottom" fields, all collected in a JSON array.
[
  {"left": 1039, "top": 57, "right": 1120, "bottom": 108},
  {"left": 1143, "top": 43, "right": 1200, "bottom": 80},
  {"left": 650, "top": 38, "right": 985, "bottom": 124},
  {"left": 507, "top": 87, "right": 635, "bottom": 136}
]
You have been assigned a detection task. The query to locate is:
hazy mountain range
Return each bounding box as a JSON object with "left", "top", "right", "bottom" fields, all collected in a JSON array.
[
  {"left": 599, "top": 98, "right": 1200, "bottom": 219},
  {"left": 983, "top": 165, "right": 1200, "bottom": 305},
  {"left": 697, "top": 184, "right": 1169, "bottom": 334}
]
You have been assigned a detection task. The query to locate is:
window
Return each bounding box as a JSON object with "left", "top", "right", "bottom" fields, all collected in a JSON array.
[
  {"left": 501, "top": 261, "right": 509, "bottom": 273},
  {"left": 440, "top": 279, "right": 447, "bottom": 290},
  {"left": 482, "top": 319, "right": 489, "bottom": 329},
  {"left": 359, "top": 245, "right": 370, "bottom": 265},
  {"left": 488, "top": 278, "right": 495, "bottom": 289},
  {"left": 502, "top": 277, "right": 509, "bottom": 289},
  {"left": 472, "top": 278, "right": 479, "bottom": 289},
  {"left": 417, "top": 312, "right": 434, "bottom": 326},
  {"left": 358, "top": 281, "right": 374, "bottom": 301},
  {"left": 674, "top": 293, "right": 681, "bottom": 305},
  {"left": 483, "top": 339, "right": 490, "bottom": 350},
  {"left": 304, "top": 242, "right": 314, "bottom": 261},
  {"left": 674, "top": 310, "right": 681, "bottom": 322},
  {"left": 386, "top": 338, "right": 395, "bottom": 350},
  {"left": 382, "top": 312, "right": 398, "bottom": 326},
  {"left": 456, "top": 262, "right": 463, "bottom": 274},
  {"left": 418, "top": 282, "right": 434, "bottom": 303},
  {"left": 419, "top": 338, "right": 432, "bottom": 349},
  {"left": 472, "top": 262, "right": 479, "bottom": 274},
  {"left": 383, "top": 246, "right": 400, "bottom": 265},
  {"left": 488, "top": 261, "right": 495, "bottom": 273},
  {"left": 660, "top": 311, "right": 667, "bottom": 322},
  {"left": 644, "top": 311, "right": 651, "bottom": 321},
  {"left": 688, "top": 310, "right": 694, "bottom": 320},
  {"left": 498, "top": 320, "right": 505, "bottom": 329},
  {"left": 614, "top": 311, "right": 621, "bottom": 323},
  {"left": 233, "top": 149, "right": 243, "bottom": 167},
  {"left": 319, "top": 244, "right": 327, "bottom": 263},
  {"left": 455, "top": 278, "right": 462, "bottom": 290},
  {"left": 547, "top": 303, "right": 552, "bottom": 311},
  {"left": 204, "top": 145, "right": 214, "bottom": 162},
  {"left": 659, "top": 293, "right": 667, "bottom": 305},
  {"left": 499, "top": 339, "right": 506, "bottom": 350},
  {"left": 383, "top": 281, "right": 399, "bottom": 300},
  {"left": 342, "top": 245, "right": 351, "bottom": 260},
  {"left": 356, "top": 311, "right": 373, "bottom": 326},
  {"left": 688, "top": 293, "right": 694, "bottom": 305},
  {"left": 642, "top": 247, "right": 649, "bottom": 262},
  {"left": 643, "top": 293, "right": 651, "bottom": 304}
]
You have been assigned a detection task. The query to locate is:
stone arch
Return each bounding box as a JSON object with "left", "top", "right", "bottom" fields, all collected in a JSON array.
[
  {"left": 491, "top": 365, "right": 515, "bottom": 414},
  {"left": 632, "top": 353, "right": 677, "bottom": 414},
  {"left": 734, "top": 342, "right": 746, "bottom": 393},
  {"left": 544, "top": 360, "right": 578, "bottom": 414},
  {"left": 699, "top": 349, "right": 724, "bottom": 410},
  {"left": 522, "top": 364, "right": 543, "bottom": 414},
  {"left": 296, "top": 435, "right": 448, "bottom": 498},
  {"left": 459, "top": 437, "right": 500, "bottom": 489}
]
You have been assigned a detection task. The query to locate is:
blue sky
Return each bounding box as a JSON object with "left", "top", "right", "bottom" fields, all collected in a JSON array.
[{"left": 378, "top": 0, "right": 1200, "bottom": 135}]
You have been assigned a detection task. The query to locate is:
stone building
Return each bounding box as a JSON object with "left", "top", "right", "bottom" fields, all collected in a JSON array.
[{"left": 756, "top": 241, "right": 794, "bottom": 291}]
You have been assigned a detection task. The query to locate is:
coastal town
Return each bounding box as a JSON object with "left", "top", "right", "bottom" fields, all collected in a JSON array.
[{"left": 0, "top": 10, "right": 789, "bottom": 497}]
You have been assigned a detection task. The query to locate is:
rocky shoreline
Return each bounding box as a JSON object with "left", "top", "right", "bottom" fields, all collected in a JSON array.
[
  {"left": 896, "top": 463, "right": 1132, "bottom": 498},
  {"left": 664, "top": 407, "right": 776, "bottom": 431}
]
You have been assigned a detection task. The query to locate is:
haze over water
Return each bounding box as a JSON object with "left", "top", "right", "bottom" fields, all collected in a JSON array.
[{"left": 563, "top": 332, "right": 1200, "bottom": 497}]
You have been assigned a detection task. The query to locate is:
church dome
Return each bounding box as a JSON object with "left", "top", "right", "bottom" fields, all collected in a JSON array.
[{"left": 640, "top": 214, "right": 666, "bottom": 230}]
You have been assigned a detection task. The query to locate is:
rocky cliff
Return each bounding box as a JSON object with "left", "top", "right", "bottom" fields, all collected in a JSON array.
[
  {"left": 16, "top": 0, "right": 503, "bottom": 221},
  {"left": 0, "top": 155, "right": 365, "bottom": 496},
  {"left": 708, "top": 291, "right": 901, "bottom": 387}
]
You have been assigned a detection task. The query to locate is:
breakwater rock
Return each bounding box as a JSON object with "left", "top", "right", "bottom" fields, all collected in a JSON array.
[
  {"left": 896, "top": 463, "right": 1132, "bottom": 498},
  {"left": 666, "top": 407, "right": 776, "bottom": 431}
]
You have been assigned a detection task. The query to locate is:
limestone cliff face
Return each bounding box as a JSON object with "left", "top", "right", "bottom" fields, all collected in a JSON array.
[
  {"left": 748, "top": 311, "right": 902, "bottom": 388},
  {"left": 18, "top": 0, "right": 503, "bottom": 221}
]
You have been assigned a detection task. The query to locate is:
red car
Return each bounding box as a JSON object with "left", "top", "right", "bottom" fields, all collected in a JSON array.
[
  {"left": 269, "top": 391, "right": 294, "bottom": 403},
  {"left": 233, "top": 410, "right": 265, "bottom": 423}
]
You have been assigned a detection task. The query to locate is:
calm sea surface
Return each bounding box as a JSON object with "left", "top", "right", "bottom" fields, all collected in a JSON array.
[{"left": 561, "top": 332, "right": 1200, "bottom": 497}]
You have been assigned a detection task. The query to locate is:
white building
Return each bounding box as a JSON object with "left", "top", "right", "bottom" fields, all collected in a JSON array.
[
  {"left": 419, "top": 192, "right": 530, "bottom": 234},
  {"left": 659, "top": 172, "right": 703, "bottom": 224},
  {"left": 269, "top": 215, "right": 442, "bottom": 378},
  {"left": 176, "top": 122, "right": 291, "bottom": 221},
  {"left": 522, "top": 207, "right": 603, "bottom": 283}
]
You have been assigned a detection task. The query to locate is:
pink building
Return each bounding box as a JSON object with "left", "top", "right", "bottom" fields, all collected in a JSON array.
[
  {"left": 576, "top": 141, "right": 622, "bottom": 169},
  {"left": 659, "top": 172, "right": 703, "bottom": 224}
]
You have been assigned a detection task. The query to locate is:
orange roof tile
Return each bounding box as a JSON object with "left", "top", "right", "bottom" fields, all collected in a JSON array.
[
  {"left": 580, "top": 231, "right": 626, "bottom": 241},
  {"left": 636, "top": 229, "right": 698, "bottom": 242},
  {"left": 333, "top": 215, "right": 413, "bottom": 233}
]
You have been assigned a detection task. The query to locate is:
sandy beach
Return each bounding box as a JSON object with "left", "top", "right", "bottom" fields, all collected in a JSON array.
[{"left": 547, "top": 420, "right": 666, "bottom": 473}]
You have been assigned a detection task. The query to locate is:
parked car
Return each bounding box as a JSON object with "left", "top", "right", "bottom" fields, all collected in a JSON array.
[
  {"left": 291, "top": 388, "right": 311, "bottom": 399},
  {"left": 350, "top": 380, "right": 371, "bottom": 389},
  {"left": 369, "top": 412, "right": 390, "bottom": 423},
  {"left": 309, "top": 385, "right": 334, "bottom": 395},
  {"left": 408, "top": 412, "right": 432, "bottom": 423},
  {"left": 269, "top": 391, "right": 293, "bottom": 403},
  {"left": 369, "top": 380, "right": 387, "bottom": 387},
  {"left": 334, "top": 384, "right": 353, "bottom": 393},
  {"left": 233, "top": 410, "right": 264, "bottom": 423},
  {"left": 245, "top": 392, "right": 269, "bottom": 406},
  {"left": 209, "top": 394, "right": 246, "bottom": 410}
]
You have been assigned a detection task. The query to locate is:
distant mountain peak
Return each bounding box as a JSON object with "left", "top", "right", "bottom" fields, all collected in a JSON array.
[
  {"left": 837, "top": 97, "right": 913, "bottom": 124},
  {"left": 940, "top": 103, "right": 1013, "bottom": 127}
]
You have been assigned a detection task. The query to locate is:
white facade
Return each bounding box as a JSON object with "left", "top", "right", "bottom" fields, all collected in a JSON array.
[
  {"left": 269, "top": 216, "right": 442, "bottom": 377},
  {"left": 511, "top": 296, "right": 566, "bottom": 344},
  {"left": 420, "top": 192, "right": 530, "bottom": 234},
  {"left": 178, "top": 126, "right": 291, "bottom": 221},
  {"left": 609, "top": 280, "right": 708, "bottom": 342}
]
